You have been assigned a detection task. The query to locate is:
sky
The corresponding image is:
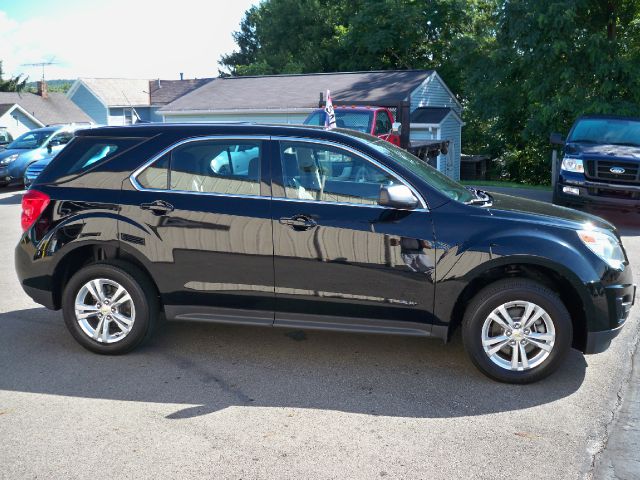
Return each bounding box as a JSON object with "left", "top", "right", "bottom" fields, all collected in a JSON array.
[{"left": 0, "top": 0, "right": 256, "bottom": 81}]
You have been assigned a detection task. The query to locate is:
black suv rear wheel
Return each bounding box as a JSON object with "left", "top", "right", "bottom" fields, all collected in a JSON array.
[
  {"left": 462, "top": 278, "right": 572, "bottom": 384},
  {"left": 62, "top": 263, "right": 158, "bottom": 354}
]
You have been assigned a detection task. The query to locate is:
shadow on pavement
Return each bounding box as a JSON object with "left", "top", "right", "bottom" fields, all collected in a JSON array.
[
  {"left": 0, "top": 187, "right": 24, "bottom": 206},
  {"left": 0, "top": 307, "right": 587, "bottom": 420}
]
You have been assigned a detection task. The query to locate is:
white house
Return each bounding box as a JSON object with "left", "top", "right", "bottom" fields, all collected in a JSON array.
[
  {"left": 0, "top": 82, "right": 91, "bottom": 138},
  {"left": 159, "top": 70, "right": 463, "bottom": 179}
]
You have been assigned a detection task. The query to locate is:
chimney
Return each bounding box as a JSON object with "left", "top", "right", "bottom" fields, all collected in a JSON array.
[
  {"left": 37, "top": 80, "right": 48, "bottom": 99},
  {"left": 179, "top": 72, "right": 184, "bottom": 81}
]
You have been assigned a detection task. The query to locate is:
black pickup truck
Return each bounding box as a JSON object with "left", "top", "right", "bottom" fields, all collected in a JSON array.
[{"left": 551, "top": 115, "right": 640, "bottom": 209}]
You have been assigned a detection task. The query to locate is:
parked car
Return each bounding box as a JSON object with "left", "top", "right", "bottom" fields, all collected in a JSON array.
[
  {"left": 16, "top": 124, "right": 635, "bottom": 384},
  {"left": 23, "top": 158, "right": 50, "bottom": 188},
  {"left": 551, "top": 115, "right": 640, "bottom": 209},
  {"left": 0, "top": 127, "right": 13, "bottom": 150},
  {"left": 0, "top": 126, "right": 78, "bottom": 187}
]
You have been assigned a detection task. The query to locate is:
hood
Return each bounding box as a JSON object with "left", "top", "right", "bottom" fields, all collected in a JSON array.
[
  {"left": 486, "top": 192, "right": 614, "bottom": 232},
  {"left": 0, "top": 148, "right": 24, "bottom": 160},
  {"left": 566, "top": 142, "right": 640, "bottom": 161}
]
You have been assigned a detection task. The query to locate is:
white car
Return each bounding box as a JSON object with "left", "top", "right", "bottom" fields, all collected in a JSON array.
[{"left": 210, "top": 144, "right": 260, "bottom": 176}]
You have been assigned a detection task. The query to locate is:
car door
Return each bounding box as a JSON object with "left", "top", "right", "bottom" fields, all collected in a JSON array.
[
  {"left": 119, "top": 136, "right": 274, "bottom": 325},
  {"left": 270, "top": 138, "right": 438, "bottom": 335}
]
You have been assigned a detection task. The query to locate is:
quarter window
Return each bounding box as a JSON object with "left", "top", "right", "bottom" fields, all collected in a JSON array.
[
  {"left": 278, "top": 141, "right": 397, "bottom": 205},
  {"left": 136, "top": 140, "right": 262, "bottom": 196}
]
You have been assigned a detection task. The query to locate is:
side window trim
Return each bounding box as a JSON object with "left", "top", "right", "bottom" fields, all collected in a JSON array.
[
  {"left": 130, "top": 135, "right": 271, "bottom": 198},
  {"left": 272, "top": 136, "right": 428, "bottom": 210}
]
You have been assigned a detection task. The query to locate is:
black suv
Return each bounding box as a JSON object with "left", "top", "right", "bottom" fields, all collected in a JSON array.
[
  {"left": 15, "top": 124, "right": 635, "bottom": 383},
  {"left": 552, "top": 115, "right": 640, "bottom": 209}
]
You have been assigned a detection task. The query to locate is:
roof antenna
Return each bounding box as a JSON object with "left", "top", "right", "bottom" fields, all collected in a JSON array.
[{"left": 121, "top": 90, "right": 143, "bottom": 124}]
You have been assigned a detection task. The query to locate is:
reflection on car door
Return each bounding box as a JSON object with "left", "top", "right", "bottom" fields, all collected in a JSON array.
[
  {"left": 270, "top": 139, "right": 438, "bottom": 336},
  {"left": 120, "top": 137, "right": 275, "bottom": 324}
]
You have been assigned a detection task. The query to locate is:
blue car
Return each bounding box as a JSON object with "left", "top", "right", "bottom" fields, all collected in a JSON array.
[{"left": 0, "top": 126, "right": 77, "bottom": 187}]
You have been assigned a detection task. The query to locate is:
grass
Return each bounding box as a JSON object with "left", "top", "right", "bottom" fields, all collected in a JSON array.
[{"left": 460, "top": 180, "right": 552, "bottom": 191}]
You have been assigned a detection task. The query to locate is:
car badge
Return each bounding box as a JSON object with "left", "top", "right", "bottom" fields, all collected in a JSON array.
[{"left": 609, "top": 166, "right": 625, "bottom": 174}]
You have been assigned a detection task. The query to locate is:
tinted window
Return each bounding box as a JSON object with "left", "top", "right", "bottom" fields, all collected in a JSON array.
[
  {"left": 136, "top": 153, "right": 170, "bottom": 189},
  {"left": 568, "top": 118, "right": 640, "bottom": 146},
  {"left": 138, "top": 140, "right": 262, "bottom": 196},
  {"left": 305, "top": 110, "right": 374, "bottom": 133},
  {"left": 50, "top": 131, "right": 75, "bottom": 146},
  {"left": 278, "top": 141, "right": 396, "bottom": 205},
  {"left": 7, "top": 130, "right": 54, "bottom": 149},
  {"left": 374, "top": 112, "right": 391, "bottom": 135},
  {"left": 45, "top": 137, "right": 143, "bottom": 183}
]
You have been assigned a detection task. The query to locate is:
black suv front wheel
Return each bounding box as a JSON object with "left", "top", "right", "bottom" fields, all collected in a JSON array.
[
  {"left": 62, "top": 263, "right": 158, "bottom": 354},
  {"left": 462, "top": 279, "right": 572, "bottom": 384}
]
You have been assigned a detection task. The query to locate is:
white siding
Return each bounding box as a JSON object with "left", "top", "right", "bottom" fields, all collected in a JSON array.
[
  {"left": 0, "top": 109, "right": 41, "bottom": 138},
  {"left": 162, "top": 112, "right": 310, "bottom": 125}
]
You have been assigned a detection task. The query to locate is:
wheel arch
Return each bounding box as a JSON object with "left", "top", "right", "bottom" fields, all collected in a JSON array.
[
  {"left": 449, "top": 259, "right": 588, "bottom": 352},
  {"left": 51, "top": 243, "right": 161, "bottom": 311}
]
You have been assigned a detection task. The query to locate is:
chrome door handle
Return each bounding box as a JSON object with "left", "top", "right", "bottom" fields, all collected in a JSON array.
[
  {"left": 140, "top": 200, "right": 174, "bottom": 215},
  {"left": 279, "top": 215, "right": 317, "bottom": 230}
]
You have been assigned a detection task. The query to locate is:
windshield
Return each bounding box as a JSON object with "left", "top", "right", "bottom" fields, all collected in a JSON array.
[
  {"left": 568, "top": 118, "right": 640, "bottom": 147},
  {"left": 345, "top": 130, "right": 475, "bottom": 203},
  {"left": 305, "top": 110, "right": 373, "bottom": 133},
  {"left": 7, "top": 130, "right": 54, "bottom": 150}
]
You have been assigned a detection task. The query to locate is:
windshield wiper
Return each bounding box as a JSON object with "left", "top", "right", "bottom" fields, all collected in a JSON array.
[
  {"left": 464, "top": 186, "right": 493, "bottom": 205},
  {"left": 608, "top": 141, "right": 640, "bottom": 148}
]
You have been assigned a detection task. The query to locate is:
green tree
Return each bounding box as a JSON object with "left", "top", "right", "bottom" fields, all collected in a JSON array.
[
  {"left": 465, "top": 0, "right": 640, "bottom": 183},
  {"left": 0, "top": 61, "right": 28, "bottom": 92}
]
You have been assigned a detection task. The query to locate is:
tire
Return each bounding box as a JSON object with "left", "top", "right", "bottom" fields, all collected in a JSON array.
[
  {"left": 62, "top": 262, "right": 159, "bottom": 354},
  {"left": 462, "top": 278, "right": 572, "bottom": 384}
]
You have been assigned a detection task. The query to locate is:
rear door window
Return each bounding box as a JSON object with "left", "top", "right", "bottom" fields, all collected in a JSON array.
[{"left": 135, "top": 140, "right": 263, "bottom": 196}]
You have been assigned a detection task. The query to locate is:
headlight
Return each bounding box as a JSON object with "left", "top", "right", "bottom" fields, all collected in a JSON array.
[
  {"left": 561, "top": 157, "right": 584, "bottom": 173},
  {"left": 0, "top": 154, "right": 18, "bottom": 166},
  {"left": 577, "top": 229, "right": 625, "bottom": 269}
]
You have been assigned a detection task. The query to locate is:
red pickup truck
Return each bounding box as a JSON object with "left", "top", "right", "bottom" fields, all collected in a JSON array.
[{"left": 304, "top": 106, "right": 401, "bottom": 147}]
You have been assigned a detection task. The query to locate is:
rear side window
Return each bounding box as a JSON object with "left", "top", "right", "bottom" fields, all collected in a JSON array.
[
  {"left": 135, "top": 140, "right": 262, "bottom": 196},
  {"left": 42, "top": 137, "right": 143, "bottom": 183}
]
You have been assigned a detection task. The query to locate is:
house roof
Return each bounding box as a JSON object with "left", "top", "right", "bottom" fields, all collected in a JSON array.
[
  {"left": 410, "top": 107, "right": 452, "bottom": 124},
  {"left": 0, "top": 92, "right": 92, "bottom": 125},
  {"left": 160, "top": 70, "right": 436, "bottom": 113},
  {"left": 78, "top": 78, "right": 151, "bottom": 107},
  {"left": 148, "top": 79, "right": 212, "bottom": 106}
]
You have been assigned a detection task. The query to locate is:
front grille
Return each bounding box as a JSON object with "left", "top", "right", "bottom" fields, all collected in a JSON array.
[{"left": 584, "top": 159, "right": 640, "bottom": 183}]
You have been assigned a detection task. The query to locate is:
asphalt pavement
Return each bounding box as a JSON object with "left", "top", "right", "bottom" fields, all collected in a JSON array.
[{"left": 0, "top": 186, "right": 638, "bottom": 479}]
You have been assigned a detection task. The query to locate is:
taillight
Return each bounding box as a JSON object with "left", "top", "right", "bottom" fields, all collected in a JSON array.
[{"left": 21, "top": 190, "right": 50, "bottom": 232}]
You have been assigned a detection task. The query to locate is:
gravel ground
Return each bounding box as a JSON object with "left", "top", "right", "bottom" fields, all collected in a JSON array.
[{"left": 0, "top": 186, "right": 638, "bottom": 480}]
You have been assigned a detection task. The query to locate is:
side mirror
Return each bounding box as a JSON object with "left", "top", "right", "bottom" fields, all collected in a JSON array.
[
  {"left": 378, "top": 184, "right": 419, "bottom": 210},
  {"left": 550, "top": 132, "right": 565, "bottom": 145},
  {"left": 46, "top": 143, "right": 53, "bottom": 154},
  {"left": 391, "top": 122, "right": 402, "bottom": 134}
]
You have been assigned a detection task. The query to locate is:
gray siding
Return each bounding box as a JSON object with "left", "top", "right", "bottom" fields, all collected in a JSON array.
[
  {"left": 69, "top": 83, "right": 108, "bottom": 125},
  {"left": 0, "top": 110, "right": 41, "bottom": 138}
]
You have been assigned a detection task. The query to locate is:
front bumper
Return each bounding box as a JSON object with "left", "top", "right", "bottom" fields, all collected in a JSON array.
[
  {"left": 585, "top": 324, "right": 625, "bottom": 354},
  {"left": 556, "top": 173, "right": 640, "bottom": 209}
]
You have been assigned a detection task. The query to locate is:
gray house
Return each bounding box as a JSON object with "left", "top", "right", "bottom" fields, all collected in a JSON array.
[
  {"left": 0, "top": 82, "right": 92, "bottom": 138},
  {"left": 67, "top": 78, "right": 209, "bottom": 126},
  {"left": 159, "top": 70, "right": 463, "bottom": 178}
]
